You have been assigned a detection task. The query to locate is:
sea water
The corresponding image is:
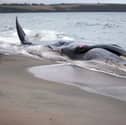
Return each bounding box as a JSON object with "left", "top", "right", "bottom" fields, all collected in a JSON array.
[{"left": 0, "top": 12, "right": 126, "bottom": 46}]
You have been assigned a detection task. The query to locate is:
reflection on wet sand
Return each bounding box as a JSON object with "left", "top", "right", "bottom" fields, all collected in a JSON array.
[{"left": 29, "top": 63, "right": 126, "bottom": 101}]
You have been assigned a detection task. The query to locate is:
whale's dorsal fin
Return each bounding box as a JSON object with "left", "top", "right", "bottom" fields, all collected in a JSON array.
[{"left": 16, "top": 17, "right": 32, "bottom": 45}]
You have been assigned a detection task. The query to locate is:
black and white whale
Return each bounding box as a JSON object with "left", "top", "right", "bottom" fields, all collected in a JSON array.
[{"left": 16, "top": 17, "right": 126, "bottom": 64}]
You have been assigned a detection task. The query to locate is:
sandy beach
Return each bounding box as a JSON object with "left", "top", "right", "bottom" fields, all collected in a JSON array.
[{"left": 0, "top": 55, "right": 126, "bottom": 125}]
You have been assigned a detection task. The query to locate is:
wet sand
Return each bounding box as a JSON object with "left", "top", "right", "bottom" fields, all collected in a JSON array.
[
  {"left": 29, "top": 63, "right": 126, "bottom": 101},
  {"left": 0, "top": 55, "right": 126, "bottom": 125}
]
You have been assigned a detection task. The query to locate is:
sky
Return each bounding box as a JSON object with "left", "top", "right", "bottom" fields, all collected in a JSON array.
[{"left": 0, "top": 0, "right": 126, "bottom": 4}]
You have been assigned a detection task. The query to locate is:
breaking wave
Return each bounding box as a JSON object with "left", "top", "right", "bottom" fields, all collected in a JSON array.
[{"left": 0, "top": 28, "right": 74, "bottom": 45}]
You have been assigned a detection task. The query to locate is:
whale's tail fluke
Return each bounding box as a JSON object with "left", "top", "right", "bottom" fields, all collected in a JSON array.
[{"left": 16, "top": 17, "right": 32, "bottom": 45}]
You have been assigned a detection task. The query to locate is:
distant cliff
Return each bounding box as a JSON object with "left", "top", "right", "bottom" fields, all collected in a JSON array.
[{"left": 0, "top": 3, "right": 126, "bottom": 13}]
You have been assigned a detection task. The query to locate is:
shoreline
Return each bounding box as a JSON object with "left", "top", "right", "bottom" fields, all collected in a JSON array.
[
  {"left": 0, "top": 55, "right": 126, "bottom": 125},
  {"left": 28, "top": 62, "right": 126, "bottom": 102},
  {"left": 1, "top": 3, "right": 126, "bottom": 13}
]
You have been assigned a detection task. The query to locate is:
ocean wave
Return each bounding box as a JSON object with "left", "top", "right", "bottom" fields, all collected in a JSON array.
[
  {"left": 75, "top": 21, "right": 119, "bottom": 29},
  {"left": 75, "top": 21, "right": 100, "bottom": 27},
  {"left": 72, "top": 60, "right": 126, "bottom": 79},
  {"left": 103, "top": 23, "right": 119, "bottom": 29},
  {"left": 0, "top": 28, "right": 74, "bottom": 45}
]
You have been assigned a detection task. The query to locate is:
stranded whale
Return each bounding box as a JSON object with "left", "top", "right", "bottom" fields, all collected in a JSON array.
[{"left": 16, "top": 17, "right": 126, "bottom": 63}]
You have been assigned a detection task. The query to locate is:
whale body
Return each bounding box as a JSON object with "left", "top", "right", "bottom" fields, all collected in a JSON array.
[{"left": 16, "top": 17, "right": 126, "bottom": 64}]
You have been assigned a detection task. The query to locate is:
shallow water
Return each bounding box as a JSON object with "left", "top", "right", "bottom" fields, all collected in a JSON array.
[{"left": 28, "top": 63, "right": 126, "bottom": 102}]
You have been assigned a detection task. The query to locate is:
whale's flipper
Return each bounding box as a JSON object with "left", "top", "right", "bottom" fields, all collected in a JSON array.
[{"left": 16, "top": 17, "right": 32, "bottom": 45}]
